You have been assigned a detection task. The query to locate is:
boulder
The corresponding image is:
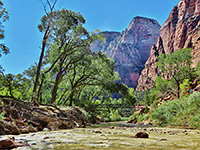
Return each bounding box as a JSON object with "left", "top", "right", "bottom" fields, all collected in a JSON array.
[
  {"left": 62, "top": 107, "right": 87, "bottom": 128},
  {"left": 38, "top": 115, "right": 72, "bottom": 131},
  {"left": 0, "top": 136, "right": 29, "bottom": 149},
  {"left": 20, "top": 127, "right": 29, "bottom": 134},
  {"left": 134, "top": 132, "right": 149, "bottom": 138},
  {"left": 0, "top": 137, "right": 15, "bottom": 149},
  {"left": 27, "top": 126, "right": 37, "bottom": 132}
]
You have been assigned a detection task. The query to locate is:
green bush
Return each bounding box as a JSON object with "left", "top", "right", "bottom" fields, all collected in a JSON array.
[
  {"left": 0, "top": 112, "right": 4, "bottom": 121},
  {"left": 187, "top": 92, "right": 200, "bottom": 108},
  {"left": 150, "top": 92, "right": 200, "bottom": 129}
]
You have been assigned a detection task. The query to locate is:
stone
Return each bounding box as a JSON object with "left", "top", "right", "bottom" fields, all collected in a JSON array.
[
  {"left": 20, "top": 127, "right": 29, "bottom": 134},
  {"left": 137, "top": 0, "right": 200, "bottom": 90},
  {"left": 93, "top": 130, "right": 102, "bottom": 134},
  {"left": 43, "top": 128, "right": 50, "bottom": 132},
  {"left": 28, "top": 126, "right": 37, "bottom": 132},
  {"left": 13, "top": 142, "right": 30, "bottom": 148},
  {"left": 62, "top": 107, "right": 87, "bottom": 128},
  {"left": 0, "top": 137, "right": 15, "bottom": 149},
  {"left": 134, "top": 132, "right": 149, "bottom": 138},
  {"left": 158, "top": 138, "right": 167, "bottom": 142}
]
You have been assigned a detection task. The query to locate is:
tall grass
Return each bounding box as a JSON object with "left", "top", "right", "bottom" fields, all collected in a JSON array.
[{"left": 150, "top": 92, "right": 200, "bottom": 129}]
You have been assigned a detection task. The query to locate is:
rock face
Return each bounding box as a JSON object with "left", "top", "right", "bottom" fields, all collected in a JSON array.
[
  {"left": 90, "top": 31, "right": 120, "bottom": 53},
  {"left": 137, "top": 0, "right": 200, "bottom": 90},
  {"left": 91, "top": 17, "right": 160, "bottom": 87}
]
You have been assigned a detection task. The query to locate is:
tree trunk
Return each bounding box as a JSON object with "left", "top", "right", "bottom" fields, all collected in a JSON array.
[
  {"left": 63, "top": 86, "right": 76, "bottom": 106},
  {"left": 177, "top": 83, "right": 180, "bottom": 98},
  {"left": 51, "top": 71, "right": 63, "bottom": 104},
  {"left": 37, "top": 76, "right": 45, "bottom": 103},
  {"left": 31, "top": 0, "right": 57, "bottom": 104},
  {"left": 69, "top": 91, "right": 75, "bottom": 106},
  {"left": 175, "top": 79, "right": 180, "bottom": 99},
  {"left": 32, "top": 25, "right": 50, "bottom": 104}
]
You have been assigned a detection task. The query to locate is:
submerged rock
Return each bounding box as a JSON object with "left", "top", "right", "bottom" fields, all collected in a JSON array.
[{"left": 158, "top": 138, "right": 167, "bottom": 142}]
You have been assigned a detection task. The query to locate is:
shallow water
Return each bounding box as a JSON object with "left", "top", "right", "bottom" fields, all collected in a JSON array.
[{"left": 12, "top": 123, "right": 200, "bottom": 150}]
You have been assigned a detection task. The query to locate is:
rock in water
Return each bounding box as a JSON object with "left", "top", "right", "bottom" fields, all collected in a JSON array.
[
  {"left": 137, "top": 0, "right": 200, "bottom": 90},
  {"left": 134, "top": 132, "right": 149, "bottom": 138},
  {"left": 0, "top": 137, "right": 15, "bottom": 149}
]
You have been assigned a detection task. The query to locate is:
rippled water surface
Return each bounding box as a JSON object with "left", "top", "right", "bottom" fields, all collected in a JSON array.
[{"left": 14, "top": 123, "right": 200, "bottom": 150}]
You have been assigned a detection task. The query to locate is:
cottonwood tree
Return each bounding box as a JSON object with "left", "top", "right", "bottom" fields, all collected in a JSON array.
[
  {"left": 37, "top": 8, "right": 103, "bottom": 104},
  {"left": 32, "top": 0, "right": 57, "bottom": 104},
  {"left": 57, "top": 51, "right": 119, "bottom": 106},
  {"left": 157, "top": 48, "right": 196, "bottom": 98}
]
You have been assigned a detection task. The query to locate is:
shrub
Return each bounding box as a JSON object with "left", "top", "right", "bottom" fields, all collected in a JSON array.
[
  {"left": 187, "top": 92, "right": 200, "bottom": 108},
  {"left": 0, "top": 112, "right": 4, "bottom": 121},
  {"left": 150, "top": 92, "right": 200, "bottom": 129}
]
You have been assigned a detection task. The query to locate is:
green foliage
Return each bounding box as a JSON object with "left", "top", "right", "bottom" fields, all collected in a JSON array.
[
  {"left": 150, "top": 92, "right": 200, "bottom": 129},
  {"left": 0, "top": 73, "right": 33, "bottom": 100},
  {"left": 0, "top": 5, "right": 136, "bottom": 123},
  {"left": 37, "top": 9, "right": 113, "bottom": 105},
  {"left": 0, "top": 111, "right": 4, "bottom": 121},
  {"left": 196, "top": 63, "right": 200, "bottom": 77},
  {"left": 157, "top": 48, "right": 196, "bottom": 98},
  {"left": 0, "top": 0, "right": 9, "bottom": 57},
  {"left": 76, "top": 92, "right": 134, "bottom": 122},
  {"left": 187, "top": 91, "right": 200, "bottom": 108},
  {"left": 134, "top": 90, "right": 145, "bottom": 104},
  {"left": 180, "top": 79, "right": 191, "bottom": 96},
  {"left": 137, "top": 114, "right": 150, "bottom": 122},
  {"left": 101, "top": 98, "right": 134, "bottom": 122}
]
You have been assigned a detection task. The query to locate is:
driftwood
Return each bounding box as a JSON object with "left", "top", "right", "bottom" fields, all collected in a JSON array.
[{"left": 0, "top": 98, "right": 87, "bottom": 135}]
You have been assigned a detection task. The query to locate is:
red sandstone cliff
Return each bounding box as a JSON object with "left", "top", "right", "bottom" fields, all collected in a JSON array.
[
  {"left": 105, "top": 17, "right": 160, "bottom": 87},
  {"left": 91, "top": 17, "right": 160, "bottom": 88},
  {"left": 137, "top": 0, "right": 200, "bottom": 90}
]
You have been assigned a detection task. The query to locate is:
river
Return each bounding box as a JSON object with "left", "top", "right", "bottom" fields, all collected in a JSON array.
[{"left": 12, "top": 122, "right": 200, "bottom": 150}]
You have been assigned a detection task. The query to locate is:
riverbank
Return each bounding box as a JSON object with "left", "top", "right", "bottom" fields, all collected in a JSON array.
[
  {"left": 2, "top": 122, "right": 200, "bottom": 150},
  {"left": 0, "top": 98, "right": 87, "bottom": 135}
]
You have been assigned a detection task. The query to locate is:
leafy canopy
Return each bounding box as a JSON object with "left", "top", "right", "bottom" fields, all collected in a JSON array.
[{"left": 0, "top": 0, "right": 9, "bottom": 57}]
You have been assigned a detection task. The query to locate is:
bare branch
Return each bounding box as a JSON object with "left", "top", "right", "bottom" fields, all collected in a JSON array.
[{"left": 40, "top": 0, "right": 49, "bottom": 16}]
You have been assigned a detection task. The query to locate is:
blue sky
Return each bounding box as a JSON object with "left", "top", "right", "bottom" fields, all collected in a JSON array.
[{"left": 1, "top": 0, "right": 179, "bottom": 74}]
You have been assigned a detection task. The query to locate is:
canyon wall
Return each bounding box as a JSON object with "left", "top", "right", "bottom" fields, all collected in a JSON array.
[
  {"left": 91, "top": 16, "right": 161, "bottom": 87},
  {"left": 137, "top": 0, "right": 200, "bottom": 90}
]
